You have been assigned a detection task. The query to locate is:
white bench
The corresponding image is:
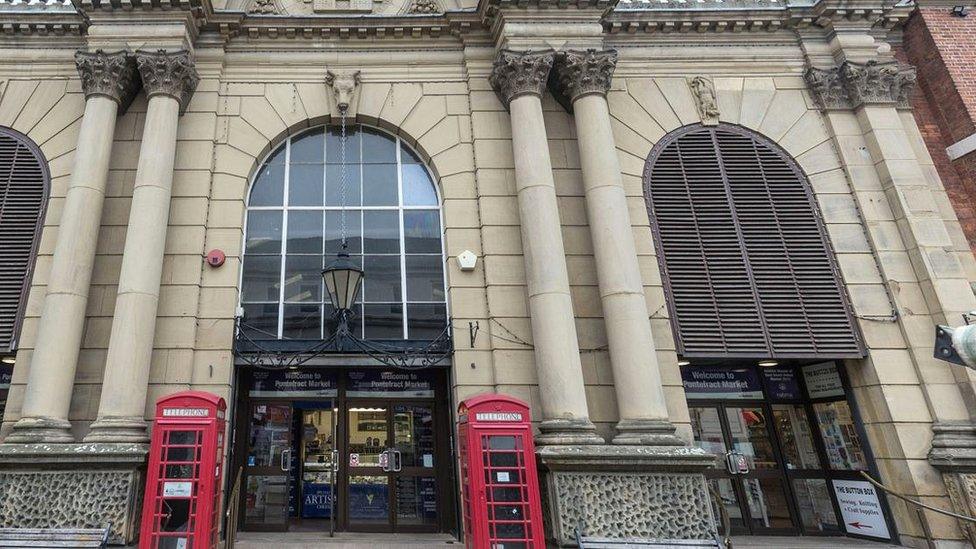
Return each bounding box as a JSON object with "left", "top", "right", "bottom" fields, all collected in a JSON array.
[{"left": 0, "top": 527, "right": 109, "bottom": 548}]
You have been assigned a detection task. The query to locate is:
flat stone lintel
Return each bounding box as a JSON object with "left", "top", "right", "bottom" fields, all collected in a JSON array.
[
  {"left": 537, "top": 442, "right": 717, "bottom": 472},
  {"left": 0, "top": 441, "right": 149, "bottom": 465}
]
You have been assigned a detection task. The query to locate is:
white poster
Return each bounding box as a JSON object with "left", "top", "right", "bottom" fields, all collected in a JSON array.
[
  {"left": 162, "top": 481, "right": 193, "bottom": 498},
  {"left": 832, "top": 479, "right": 891, "bottom": 540},
  {"left": 803, "top": 362, "right": 845, "bottom": 399}
]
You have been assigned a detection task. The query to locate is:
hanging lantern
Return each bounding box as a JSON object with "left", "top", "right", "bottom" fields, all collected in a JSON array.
[{"left": 323, "top": 248, "right": 364, "bottom": 312}]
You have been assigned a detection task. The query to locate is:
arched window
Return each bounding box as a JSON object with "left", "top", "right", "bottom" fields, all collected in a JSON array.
[
  {"left": 643, "top": 124, "right": 863, "bottom": 359},
  {"left": 240, "top": 125, "right": 446, "bottom": 341},
  {"left": 0, "top": 127, "right": 48, "bottom": 353}
]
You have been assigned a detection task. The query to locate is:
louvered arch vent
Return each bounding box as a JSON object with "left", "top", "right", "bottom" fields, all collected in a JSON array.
[
  {"left": 643, "top": 124, "right": 864, "bottom": 359},
  {"left": 0, "top": 127, "right": 48, "bottom": 352}
]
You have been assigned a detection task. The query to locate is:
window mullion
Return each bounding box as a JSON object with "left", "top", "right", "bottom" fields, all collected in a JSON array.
[
  {"left": 397, "top": 136, "right": 408, "bottom": 340},
  {"left": 278, "top": 137, "right": 291, "bottom": 339}
]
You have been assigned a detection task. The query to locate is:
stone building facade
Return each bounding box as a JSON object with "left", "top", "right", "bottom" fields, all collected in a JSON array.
[{"left": 1, "top": 0, "right": 976, "bottom": 546}]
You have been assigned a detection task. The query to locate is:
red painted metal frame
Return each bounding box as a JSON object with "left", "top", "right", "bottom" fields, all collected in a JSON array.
[
  {"left": 140, "top": 391, "right": 227, "bottom": 549},
  {"left": 457, "top": 394, "right": 544, "bottom": 548}
]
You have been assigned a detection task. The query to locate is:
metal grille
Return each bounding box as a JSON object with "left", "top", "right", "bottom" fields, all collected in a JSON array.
[
  {"left": 644, "top": 124, "right": 864, "bottom": 359},
  {"left": 0, "top": 128, "right": 47, "bottom": 352}
]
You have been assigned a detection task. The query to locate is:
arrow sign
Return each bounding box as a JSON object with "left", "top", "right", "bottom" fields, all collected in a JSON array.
[
  {"left": 832, "top": 480, "right": 891, "bottom": 540},
  {"left": 848, "top": 521, "right": 871, "bottom": 530}
]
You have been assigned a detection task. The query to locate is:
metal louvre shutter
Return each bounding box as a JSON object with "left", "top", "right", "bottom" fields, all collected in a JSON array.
[
  {"left": 644, "top": 124, "right": 864, "bottom": 359},
  {"left": 0, "top": 128, "right": 47, "bottom": 352}
]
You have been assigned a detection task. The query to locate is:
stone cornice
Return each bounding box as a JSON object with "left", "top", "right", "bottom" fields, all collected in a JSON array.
[
  {"left": 135, "top": 49, "right": 199, "bottom": 113},
  {"left": 477, "top": 0, "right": 614, "bottom": 30},
  {"left": 489, "top": 48, "right": 554, "bottom": 109},
  {"left": 0, "top": 12, "right": 87, "bottom": 35},
  {"left": 550, "top": 48, "right": 616, "bottom": 109},
  {"left": 75, "top": 49, "right": 140, "bottom": 111},
  {"left": 211, "top": 11, "right": 478, "bottom": 42},
  {"left": 805, "top": 59, "right": 916, "bottom": 110}
]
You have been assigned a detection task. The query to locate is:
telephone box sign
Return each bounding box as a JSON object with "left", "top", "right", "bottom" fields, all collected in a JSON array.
[
  {"left": 458, "top": 394, "right": 544, "bottom": 549},
  {"left": 140, "top": 391, "right": 226, "bottom": 549}
]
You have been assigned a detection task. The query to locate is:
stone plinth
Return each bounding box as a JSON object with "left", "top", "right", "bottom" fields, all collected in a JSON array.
[
  {"left": 536, "top": 444, "right": 717, "bottom": 547},
  {"left": 0, "top": 443, "right": 149, "bottom": 545}
]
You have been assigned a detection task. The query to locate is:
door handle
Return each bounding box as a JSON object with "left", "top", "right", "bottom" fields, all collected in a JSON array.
[
  {"left": 381, "top": 449, "right": 391, "bottom": 472},
  {"left": 281, "top": 448, "right": 292, "bottom": 472},
  {"left": 394, "top": 449, "right": 402, "bottom": 472}
]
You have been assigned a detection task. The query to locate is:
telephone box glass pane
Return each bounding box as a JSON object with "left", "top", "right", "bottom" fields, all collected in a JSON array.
[
  {"left": 160, "top": 499, "right": 191, "bottom": 532},
  {"left": 158, "top": 537, "right": 191, "bottom": 549}
]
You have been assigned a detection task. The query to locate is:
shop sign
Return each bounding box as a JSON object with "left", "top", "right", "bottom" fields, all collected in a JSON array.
[
  {"left": 681, "top": 367, "right": 763, "bottom": 399},
  {"left": 249, "top": 370, "right": 337, "bottom": 397},
  {"left": 832, "top": 479, "right": 891, "bottom": 540},
  {"left": 346, "top": 370, "right": 435, "bottom": 398},
  {"left": 803, "top": 362, "right": 845, "bottom": 399},
  {"left": 760, "top": 367, "right": 801, "bottom": 400},
  {"left": 475, "top": 412, "right": 522, "bottom": 422},
  {"left": 162, "top": 408, "right": 209, "bottom": 417}
]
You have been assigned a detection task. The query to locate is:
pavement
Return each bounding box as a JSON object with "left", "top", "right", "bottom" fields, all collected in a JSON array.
[{"left": 230, "top": 532, "right": 908, "bottom": 548}]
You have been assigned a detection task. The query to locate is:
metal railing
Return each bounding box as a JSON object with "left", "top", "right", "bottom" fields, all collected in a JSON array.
[
  {"left": 224, "top": 467, "right": 243, "bottom": 549},
  {"left": 859, "top": 471, "right": 976, "bottom": 549},
  {"left": 709, "top": 483, "right": 733, "bottom": 549}
]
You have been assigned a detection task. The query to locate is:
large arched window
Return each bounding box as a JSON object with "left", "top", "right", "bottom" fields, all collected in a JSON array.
[
  {"left": 240, "top": 125, "right": 446, "bottom": 341},
  {"left": 644, "top": 124, "right": 863, "bottom": 359},
  {"left": 0, "top": 127, "right": 48, "bottom": 353}
]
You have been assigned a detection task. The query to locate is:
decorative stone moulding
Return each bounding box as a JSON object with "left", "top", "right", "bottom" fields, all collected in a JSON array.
[
  {"left": 75, "top": 49, "right": 141, "bottom": 115},
  {"left": 135, "top": 49, "right": 200, "bottom": 115},
  {"left": 804, "top": 59, "right": 916, "bottom": 111},
  {"left": 688, "top": 76, "right": 720, "bottom": 126},
  {"left": 549, "top": 49, "right": 617, "bottom": 112},
  {"left": 489, "top": 49, "right": 555, "bottom": 110},
  {"left": 325, "top": 69, "right": 361, "bottom": 111}
]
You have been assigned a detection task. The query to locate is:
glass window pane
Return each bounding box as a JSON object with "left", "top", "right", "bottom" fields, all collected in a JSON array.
[
  {"left": 242, "top": 256, "right": 281, "bottom": 302},
  {"left": 284, "top": 255, "right": 323, "bottom": 302},
  {"left": 689, "top": 407, "right": 727, "bottom": 457},
  {"left": 772, "top": 404, "right": 822, "bottom": 470},
  {"left": 404, "top": 210, "right": 441, "bottom": 253},
  {"left": 289, "top": 163, "right": 324, "bottom": 207},
  {"left": 407, "top": 304, "right": 447, "bottom": 340},
  {"left": 325, "top": 164, "right": 361, "bottom": 207},
  {"left": 327, "top": 126, "right": 361, "bottom": 164},
  {"left": 250, "top": 162, "right": 284, "bottom": 207},
  {"left": 725, "top": 407, "right": 777, "bottom": 470},
  {"left": 813, "top": 401, "right": 868, "bottom": 470},
  {"left": 363, "top": 211, "right": 399, "bottom": 254},
  {"left": 394, "top": 476, "right": 437, "bottom": 526},
  {"left": 363, "top": 164, "right": 398, "bottom": 206},
  {"left": 241, "top": 303, "right": 278, "bottom": 339},
  {"left": 401, "top": 142, "right": 422, "bottom": 164},
  {"left": 363, "top": 256, "right": 401, "bottom": 302},
  {"left": 245, "top": 211, "right": 283, "bottom": 254},
  {"left": 402, "top": 164, "right": 438, "bottom": 206},
  {"left": 362, "top": 128, "right": 396, "bottom": 163},
  {"left": 405, "top": 256, "right": 444, "bottom": 302},
  {"left": 743, "top": 478, "right": 794, "bottom": 530},
  {"left": 792, "top": 479, "right": 840, "bottom": 533},
  {"left": 709, "top": 478, "right": 744, "bottom": 530},
  {"left": 364, "top": 303, "right": 403, "bottom": 339},
  {"left": 325, "top": 212, "right": 362, "bottom": 255},
  {"left": 291, "top": 129, "right": 324, "bottom": 164},
  {"left": 283, "top": 303, "right": 322, "bottom": 339},
  {"left": 287, "top": 211, "right": 323, "bottom": 254},
  {"left": 324, "top": 303, "right": 362, "bottom": 339}
]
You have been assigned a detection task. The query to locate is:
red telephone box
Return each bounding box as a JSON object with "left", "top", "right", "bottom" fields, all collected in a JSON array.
[
  {"left": 140, "top": 391, "right": 226, "bottom": 549},
  {"left": 458, "top": 394, "right": 545, "bottom": 548}
]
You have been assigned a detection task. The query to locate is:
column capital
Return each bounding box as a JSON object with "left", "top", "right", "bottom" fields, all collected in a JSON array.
[
  {"left": 551, "top": 48, "right": 617, "bottom": 105},
  {"left": 74, "top": 49, "right": 140, "bottom": 114},
  {"left": 135, "top": 49, "right": 200, "bottom": 114},
  {"left": 805, "top": 59, "right": 916, "bottom": 111},
  {"left": 489, "top": 49, "right": 554, "bottom": 109}
]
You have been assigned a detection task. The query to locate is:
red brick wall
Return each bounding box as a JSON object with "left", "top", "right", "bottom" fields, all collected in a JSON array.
[{"left": 900, "top": 7, "right": 976, "bottom": 254}]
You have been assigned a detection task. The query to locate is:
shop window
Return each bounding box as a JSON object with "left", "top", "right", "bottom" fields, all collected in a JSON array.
[
  {"left": 643, "top": 124, "right": 864, "bottom": 359},
  {"left": 241, "top": 126, "right": 446, "bottom": 340}
]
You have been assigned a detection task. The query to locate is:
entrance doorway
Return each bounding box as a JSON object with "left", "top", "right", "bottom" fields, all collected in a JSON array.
[
  {"left": 684, "top": 362, "right": 895, "bottom": 541},
  {"left": 234, "top": 368, "right": 454, "bottom": 535}
]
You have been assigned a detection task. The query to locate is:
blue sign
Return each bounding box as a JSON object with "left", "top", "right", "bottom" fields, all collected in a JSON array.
[
  {"left": 250, "top": 370, "right": 337, "bottom": 397},
  {"left": 302, "top": 482, "right": 333, "bottom": 518},
  {"left": 349, "top": 481, "right": 388, "bottom": 520},
  {"left": 761, "top": 367, "right": 801, "bottom": 400},
  {"left": 681, "top": 367, "right": 763, "bottom": 399},
  {"left": 346, "top": 371, "right": 435, "bottom": 398}
]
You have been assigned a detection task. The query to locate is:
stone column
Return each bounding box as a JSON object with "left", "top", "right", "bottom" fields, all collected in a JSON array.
[
  {"left": 85, "top": 50, "right": 199, "bottom": 443},
  {"left": 5, "top": 50, "right": 139, "bottom": 443},
  {"left": 552, "top": 49, "right": 682, "bottom": 447},
  {"left": 489, "top": 50, "right": 602, "bottom": 445}
]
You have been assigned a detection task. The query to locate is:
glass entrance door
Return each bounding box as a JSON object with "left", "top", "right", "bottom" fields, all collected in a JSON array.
[
  {"left": 690, "top": 404, "right": 796, "bottom": 534},
  {"left": 243, "top": 401, "right": 293, "bottom": 531},
  {"left": 344, "top": 400, "right": 439, "bottom": 532}
]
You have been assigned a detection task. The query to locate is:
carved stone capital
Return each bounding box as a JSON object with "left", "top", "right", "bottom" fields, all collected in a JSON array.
[
  {"left": 74, "top": 50, "right": 140, "bottom": 114},
  {"left": 551, "top": 49, "right": 617, "bottom": 105},
  {"left": 134, "top": 50, "right": 200, "bottom": 115},
  {"left": 489, "top": 49, "right": 555, "bottom": 109},
  {"left": 805, "top": 59, "right": 916, "bottom": 111}
]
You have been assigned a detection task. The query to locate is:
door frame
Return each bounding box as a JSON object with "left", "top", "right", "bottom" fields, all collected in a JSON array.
[{"left": 239, "top": 400, "right": 294, "bottom": 532}]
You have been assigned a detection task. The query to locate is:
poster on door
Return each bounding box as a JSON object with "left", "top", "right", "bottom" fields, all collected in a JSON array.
[
  {"left": 832, "top": 479, "right": 891, "bottom": 540},
  {"left": 802, "top": 362, "right": 845, "bottom": 399}
]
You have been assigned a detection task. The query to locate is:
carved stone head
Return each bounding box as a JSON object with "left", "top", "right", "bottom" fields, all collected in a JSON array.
[{"left": 326, "top": 70, "right": 361, "bottom": 112}]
